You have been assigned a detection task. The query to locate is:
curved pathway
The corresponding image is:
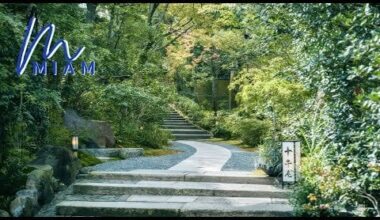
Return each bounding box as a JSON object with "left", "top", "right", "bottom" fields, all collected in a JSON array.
[
  {"left": 169, "top": 140, "right": 232, "bottom": 172},
  {"left": 88, "top": 142, "right": 196, "bottom": 172}
]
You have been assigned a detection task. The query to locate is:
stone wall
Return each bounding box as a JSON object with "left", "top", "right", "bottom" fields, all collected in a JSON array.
[
  {"left": 9, "top": 145, "right": 81, "bottom": 217},
  {"left": 9, "top": 165, "right": 58, "bottom": 217}
]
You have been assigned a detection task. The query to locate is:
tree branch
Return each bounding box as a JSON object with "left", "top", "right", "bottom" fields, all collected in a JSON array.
[
  {"left": 162, "top": 18, "right": 193, "bottom": 37},
  {"left": 147, "top": 3, "right": 159, "bottom": 26},
  {"left": 160, "top": 24, "right": 194, "bottom": 50}
]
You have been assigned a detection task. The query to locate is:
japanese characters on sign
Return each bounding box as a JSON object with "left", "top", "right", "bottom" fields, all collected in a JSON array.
[{"left": 282, "top": 141, "right": 301, "bottom": 183}]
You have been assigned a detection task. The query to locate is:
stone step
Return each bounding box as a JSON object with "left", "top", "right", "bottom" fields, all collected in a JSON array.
[
  {"left": 168, "top": 112, "right": 182, "bottom": 115},
  {"left": 164, "top": 129, "right": 209, "bottom": 135},
  {"left": 163, "top": 121, "right": 191, "bottom": 125},
  {"left": 168, "top": 115, "right": 182, "bottom": 118},
  {"left": 168, "top": 115, "right": 184, "bottom": 119},
  {"left": 85, "top": 169, "right": 274, "bottom": 185},
  {"left": 164, "top": 119, "right": 188, "bottom": 123},
  {"left": 163, "top": 125, "right": 198, "bottom": 129},
  {"left": 173, "top": 134, "right": 211, "bottom": 140},
  {"left": 72, "top": 180, "right": 289, "bottom": 198},
  {"left": 56, "top": 195, "right": 292, "bottom": 217}
]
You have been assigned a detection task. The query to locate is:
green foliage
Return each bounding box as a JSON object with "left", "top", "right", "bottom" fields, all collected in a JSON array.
[
  {"left": 0, "top": 3, "right": 179, "bottom": 207},
  {"left": 239, "top": 118, "right": 271, "bottom": 147},
  {"left": 211, "top": 122, "right": 232, "bottom": 139},
  {"left": 78, "top": 151, "right": 102, "bottom": 167},
  {"left": 135, "top": 124, "right": 172, "bottom": 148},
  {"left": 259, "top": 139, "right": 282, "bottom": 177},
  {"left": 0, "top": 148, "right": 34, "bottom": 210},
  {"left": 171, "top": 4, "right": 379, "bottom": 216},
  {"left": 174, "top": 95, "right": 205, "bottom": 122},
  {"left": 81, "top": 82, "right": 170, "bottom": 148},
  {"left": 287, "top": 3, "right": 380, "bottom": 216}
]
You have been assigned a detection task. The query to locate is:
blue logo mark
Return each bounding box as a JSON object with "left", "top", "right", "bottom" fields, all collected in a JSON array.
[{"left": 16, "top": 16, "right": 95, "bottom": 76}]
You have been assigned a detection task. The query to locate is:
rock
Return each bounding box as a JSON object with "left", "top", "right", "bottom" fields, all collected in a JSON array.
[
  {"left": 79, "top": 166, "right": 94, "bottom": 174},
  {"left": 0, "top": 209, "right": 10, "bottom": 217},
  {"left": 89, "top": 120, "right": 115, "bottom": 148},
  {"left": 79, "top": 148, "right": 120, "bottom": 157},
  {"left": 26, "top": 165, "right": 57, "bottom": 205},
  {"left": 31, "top": 145, "right": 81, "bottom": 185},
  {"left": 119, "top": 148, "right": 144, "bottom": 159},
  {"left": 79, "top": 148, "right": 144, "bottom": 159},
  {"left": 64, "top": 109, "right": 115, "bottom": 148},
  {"left": 10, "top": 189, "right": 39, "bottom": 217}
]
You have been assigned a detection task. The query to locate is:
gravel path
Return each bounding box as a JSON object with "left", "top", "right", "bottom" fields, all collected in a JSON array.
[
  {"left": 85, "top": 140, "right": 259, "bottom": 172},
  {"left": 203, "top": 141, "right": 260, "bottom": 172},
  {"left": 88, "top": 141, "right": 196, "bottom": 172}
]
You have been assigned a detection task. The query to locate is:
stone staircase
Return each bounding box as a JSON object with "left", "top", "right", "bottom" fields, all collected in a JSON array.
[
  {"left": 163, "top": 110, "right": 212, "bottom": 140},
  {"left": 55, "top": 169, "right": 292, "bottom": 217}
]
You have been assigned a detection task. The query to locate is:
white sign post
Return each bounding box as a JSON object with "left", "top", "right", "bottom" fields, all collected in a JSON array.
[{"left": 282, "top": 141, "right": 301, "bottom": 185}]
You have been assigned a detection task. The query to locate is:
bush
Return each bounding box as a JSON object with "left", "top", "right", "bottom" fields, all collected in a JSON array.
[
  {"left": 174, "top": 96, "right": 204, "bottom": 122},
  {"left": 259, "top": 138, "right": 282, "bottom": 177},
  {"left": 80, "top": 83, "right": 170, "bottom": 148},
  {"left": 135, "top": 124, "right": 172, "bottom": 149},
  {"left": 0, "top": 148, "right": 34, "bottom": 210},
  {"left": 289, "top": 156, "right": 352, "bottom": 217},
  {"left": 198, "top": 111, "right": 215, "bottom": 130},
  {"left": 239, "top": 118, "right": 271, "bottom": 147},
  {"left": 211, "top": 122, "right": 232, "bottom": 139}
]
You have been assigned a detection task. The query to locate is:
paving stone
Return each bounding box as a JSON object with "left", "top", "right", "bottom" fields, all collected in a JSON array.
[
  {"left": 72, "top": 181, "right": 289, "bottom": 198},
  {"left": 55, "top": 196, "right": 293, "bottom": 217},
  {"left": 169, "top": 141, "right": 232, "bottom": 171}
]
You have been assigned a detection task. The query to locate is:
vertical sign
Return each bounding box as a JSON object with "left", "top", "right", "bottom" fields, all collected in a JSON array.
[{"left": 282, "top": 141, "right": 301, "bottom": 183}]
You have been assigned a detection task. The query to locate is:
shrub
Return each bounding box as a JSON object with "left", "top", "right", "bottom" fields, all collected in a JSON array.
[
  {"left": 259, "top": 138, "right": 282, "bottom": 177},
  {"left": 211, "top": 122, "right": 232, "bottom": 139},
  {"left": 0, "top": 148, "right": 34, "bottom": 210},
  {"left": 198, "top": 110, "right": 215, "bottom": 130},
  {"left": 80, "top": 83, "right": 170, "bottom": 148},
  {"left": 174, "top": 96, "right": 204, "bottom": 122},
  {"left": 239, "top": 118, "right": 271, "bottom": 147},
  {"left": 135, "top": 124, "right": 172, "bottom": 149}
]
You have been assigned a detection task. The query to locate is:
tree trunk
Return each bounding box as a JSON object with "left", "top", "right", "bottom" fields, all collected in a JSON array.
[
  {"left": 211, "top": 60, "right": 218, "bottom": 117},
  {"left": 138, "top": 3, "right": 160, "bottom": 65},
  {"left": 86, "top": 3, "right": 98, "bottom": 23},
  {"left": 212, "top": 77, "right": 217, "bottom": 116},
  {"left": 107, "top": 4, "right": 116, "bottom": 46},
  {"left": 229, "top": 71, "right": 234, "bottom": 110},
  {"left": 147, "top": 3, "right": 159, "bottom": 26}
]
